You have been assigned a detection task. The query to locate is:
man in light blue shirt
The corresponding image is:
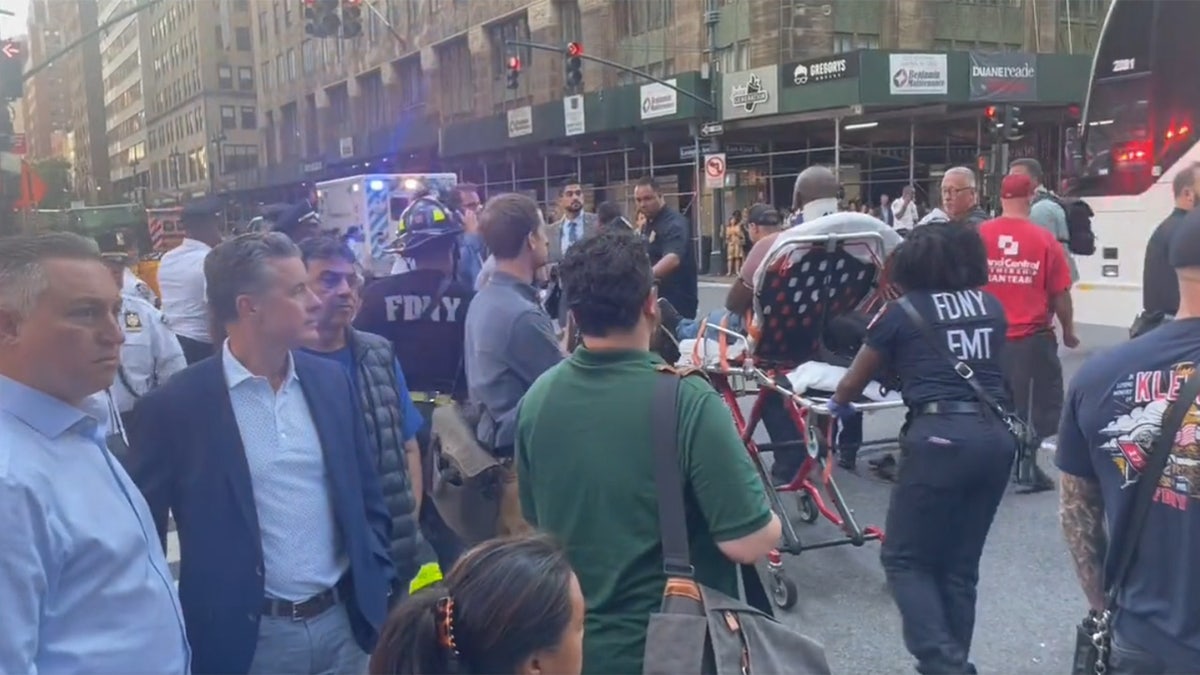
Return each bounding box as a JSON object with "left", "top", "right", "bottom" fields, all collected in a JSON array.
[{"left": 0, "top": 233, "right": 189, "bottom": 674}]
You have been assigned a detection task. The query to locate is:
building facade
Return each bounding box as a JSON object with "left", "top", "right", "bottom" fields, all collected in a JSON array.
[
  {"left": 230, "top": 0, "right": 1108, "bottom": 213},
  {"left": 60, "top": 0, "right": 111, "bottom": 203},
  {"left": 142, "top": 0, "right": 257, "bottom": 205},
  {"left": 23, "top": 0, "right": 72, "bottom": 162},
  {"left": 99, "top": 0, "right": 151, "bottom": 203}
]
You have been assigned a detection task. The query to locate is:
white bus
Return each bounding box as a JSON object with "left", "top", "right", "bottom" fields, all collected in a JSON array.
[{"left": 1067, "top": 0, "right": 1200, "bottom": 327}]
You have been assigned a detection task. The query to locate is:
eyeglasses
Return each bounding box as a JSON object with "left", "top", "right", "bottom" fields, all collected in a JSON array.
[{"left": 940, "top": 186, "right": 975, "bottom": 197}]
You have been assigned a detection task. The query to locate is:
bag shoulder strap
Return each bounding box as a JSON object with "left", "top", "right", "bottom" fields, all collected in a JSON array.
[
  {"left": 1106, "top": 372, "right": 1200, "bottom": 603},
  {"left": 895, "top": 296, "right": 1007, "bottom": 416},
  {"left": 651, "top": 368, "right": 694, "bottom": 579},
  {"left": 418, "top": 274, "right": 455, "bottom": 322}
]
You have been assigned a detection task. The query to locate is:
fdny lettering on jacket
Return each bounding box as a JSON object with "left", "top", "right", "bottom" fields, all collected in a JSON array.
[
  {"left": 384, "top": 294, "right": 464, "bottom": 322},
  {"left": 931, "top": 290, "right": 994, "bottom": 361}
]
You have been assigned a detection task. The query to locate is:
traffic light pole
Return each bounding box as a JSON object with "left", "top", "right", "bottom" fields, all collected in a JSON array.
[
  {"left": 504, "top": 40, "right": 715, "bottom": 110},
  {"left": 704, "top": 0, "right": 723, "bottom": 276},
  {"left": 23, "top": 0, "right": 164, "bottom": 81}
]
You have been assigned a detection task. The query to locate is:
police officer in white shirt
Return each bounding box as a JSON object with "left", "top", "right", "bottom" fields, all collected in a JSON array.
[
  {"left": 159, "top": 198, "right": 223, "bottom": 364},
  {"left": 97, "top": 246, "right": 186, "bottom": 459}
]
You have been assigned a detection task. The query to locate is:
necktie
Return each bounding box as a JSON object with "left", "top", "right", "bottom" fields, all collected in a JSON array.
[{"left": 568, "top": 221, "right": 579, "bottom": 246}]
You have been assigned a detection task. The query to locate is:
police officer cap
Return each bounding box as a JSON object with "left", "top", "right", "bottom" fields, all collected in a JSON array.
[
  {"left": 94, "top": 230, "right": 132, "bottom": 264},
  {"left": 273, "top": 202, "right": 320, "bottom": 238},
  {"left": 1169, "top": 209, "right": 1200, "bottom": 269},
  {"left": 180, "top": 197, "right": 224, "bottom": 227},
  {"left": 396, "top": 196, "right": 464, "bottom": 253}
]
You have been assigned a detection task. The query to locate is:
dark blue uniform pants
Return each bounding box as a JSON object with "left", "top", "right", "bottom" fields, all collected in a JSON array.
[{"left": 880, "top": 414, "right": 1015, "bottom": 674}]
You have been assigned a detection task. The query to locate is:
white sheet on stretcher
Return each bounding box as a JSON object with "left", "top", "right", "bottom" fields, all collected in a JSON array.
[{"left": 675, "top": 341, "right": 901, "bottom": 403}]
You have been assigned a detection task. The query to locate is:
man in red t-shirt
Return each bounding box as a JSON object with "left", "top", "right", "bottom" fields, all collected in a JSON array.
[{"left": 980, "top": 173, "right": 1078, "bottom": 492}]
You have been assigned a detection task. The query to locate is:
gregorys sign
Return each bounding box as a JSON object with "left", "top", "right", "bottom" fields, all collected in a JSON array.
[
  {"left": 787, "top": 53, "right": 859, "bottom": 87},
  {"left": 969, "top": 52, "right": 1037, "bottom": 102}
]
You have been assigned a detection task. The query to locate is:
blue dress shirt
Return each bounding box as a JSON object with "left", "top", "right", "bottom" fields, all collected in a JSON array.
[
  {"left": 0, "top": 375, "right": 190, "bottom": 674},
  {"left": 561, "top": 217, "right": 582, "bottom": 254}
]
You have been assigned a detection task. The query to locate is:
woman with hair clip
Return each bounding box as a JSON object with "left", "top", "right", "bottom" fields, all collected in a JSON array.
[
  {"left": 369, "top": 534, "right": 585, "bottom": 675},
  {"left": 828, "top": 221, "right": 1017, "bottom": 674}
]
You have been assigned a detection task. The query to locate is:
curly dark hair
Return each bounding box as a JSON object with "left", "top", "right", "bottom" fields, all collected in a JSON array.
[
  {"left": 890, "top": 221, "right": 989, "bottom": 292},
  {"left": 558, "top": 229, "right": 654, "bottom": 337}
]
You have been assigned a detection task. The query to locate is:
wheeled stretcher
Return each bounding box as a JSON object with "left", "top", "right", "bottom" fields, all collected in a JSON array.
[{"left": 667, "top": 217, "right": 907, "bottom": 609}]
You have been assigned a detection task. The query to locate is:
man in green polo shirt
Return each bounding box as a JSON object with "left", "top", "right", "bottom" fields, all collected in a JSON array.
[{"left": 516, "top": 229, "right": 781, "bottom": 675}]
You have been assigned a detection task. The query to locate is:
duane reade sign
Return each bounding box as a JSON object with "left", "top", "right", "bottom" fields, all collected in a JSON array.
[{"left": 968, "top": 52, "right": 1038, "bottom": 101}]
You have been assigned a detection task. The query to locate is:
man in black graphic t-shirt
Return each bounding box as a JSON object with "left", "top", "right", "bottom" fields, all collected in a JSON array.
[
  {"left": 1057, "top": 217, "right": 1200, "bottom": 673},
  {"left": 634, "top": 176, "right": 698, "bottom": 319}
]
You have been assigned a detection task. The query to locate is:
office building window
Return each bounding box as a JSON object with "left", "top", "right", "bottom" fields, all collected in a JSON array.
[
  {"left": 832, "top": 32, "right": 879, "bottom": 53},
  {"left": 220, "top": 105, "right": 236, "bottom": 130},
  {"left": 616, "top": 0, "right": 673, "bottom": 38},
  {"left": 241, "top": 106, "right": 257, "bottom": 129},
  {"left": 236, "top": 27, "right": 252, "bottom": 51},
  {"left": 218, "top": 65, "right": 233, "bottom": 89},
  {"left": 238, "top": 66, "right": 254, "bottom": 90},
  {"left": 487, "top": 14, "right": 531, "bottom": 79},
  {"left": 223, "top": 144, "right": 259, "bottom": 172},
  {"left": 558, "top": 0, "right": 582, "bottom": 43},
  {"left": 397, "top": 55, "right": 424, "bottom": 109},
  {"left": 436, "top": 38, "right": 473, "bottom": 115},
  {"left": 719, "top": 40, "right": 749, "bottom": 73}
]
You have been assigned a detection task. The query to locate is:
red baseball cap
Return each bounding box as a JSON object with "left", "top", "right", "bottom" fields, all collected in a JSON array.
[{"left": 1001, "top": 173, "right": 1035, "bottom": 199}]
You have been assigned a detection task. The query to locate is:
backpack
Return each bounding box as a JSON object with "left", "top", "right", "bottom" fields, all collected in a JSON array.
[{"left": 1035, "top": 193, "right": 1096, "bottom": 256}]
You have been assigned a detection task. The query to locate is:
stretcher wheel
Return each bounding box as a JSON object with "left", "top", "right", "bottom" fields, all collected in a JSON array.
[
  {"left": 795, "top": 493, "right": 819, "bottom": 524},
  {"left": 771, "top": 573, "right": 798, "bottom": 610}
]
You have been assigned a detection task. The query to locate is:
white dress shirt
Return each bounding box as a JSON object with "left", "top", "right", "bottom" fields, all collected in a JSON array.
[
  {"left": 158, "top": 238, "right": 212, "bottom": 343},
  {"left": 891, "top": 198, "right": 919, "bottom": 230},
  {"left": 123, "top": 267, "right": 158, "bottom": 305},
  {"left": 110, "top": 296, "right": 187, "bottom": 414},
  {"left": 222, "top": 341, "right": 348, "bottom": 601}
]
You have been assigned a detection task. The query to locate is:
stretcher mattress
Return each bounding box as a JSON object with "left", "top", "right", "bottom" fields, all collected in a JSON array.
[{"left": 675, "top": 340, "right": 901, "bottom": 403}]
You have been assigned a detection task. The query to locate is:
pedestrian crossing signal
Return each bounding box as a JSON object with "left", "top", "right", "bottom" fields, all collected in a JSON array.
[{"left": 506, "top": 56, "right": 521, "bottom": 90}]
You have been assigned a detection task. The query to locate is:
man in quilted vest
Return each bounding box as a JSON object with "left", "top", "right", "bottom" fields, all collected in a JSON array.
[{"left": 298, "top": 236, "right": 426, "bottom": 594}]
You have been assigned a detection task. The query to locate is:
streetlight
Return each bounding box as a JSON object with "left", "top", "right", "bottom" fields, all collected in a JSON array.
[{"left": 208, "top": 132, "right": 226, "bottom": 195}]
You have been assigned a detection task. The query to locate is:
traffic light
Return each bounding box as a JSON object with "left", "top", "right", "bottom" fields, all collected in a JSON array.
[
  {"left": 340, "top": 0, "right": 363, "bottom": 39},
  {"left": 1004, "top": 105, "right": 1026, "bottom": 142},
  {"left": 506, "top": 55, "right": 521, "bottom": 90},
  {"left": 565, "top": 42, "right": 583, "bottom": 90},
  {"left": 984, "top": 105, "right": 1002, "bottom": 140},
  {"left": 0, "top": 39, "right": 24, "bottom": 102},
  {"left": 304, "top": 0, "right": 340, "bottom": 39}
]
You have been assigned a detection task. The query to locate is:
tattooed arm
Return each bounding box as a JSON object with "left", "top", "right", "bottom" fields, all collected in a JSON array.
[{"left": 1059, "top": 474, "right": 1108, "bottom": 612}]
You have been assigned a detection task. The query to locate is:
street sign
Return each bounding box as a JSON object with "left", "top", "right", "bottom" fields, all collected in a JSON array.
[
  {"left": 704, "top": 153, "right": 726, "bottom": 190},
  {"left": 699, "top": 121, "right": 724, "bottom": 138},
  {"left": 1, "top": 41, "right": 20, "bottom": 60}
]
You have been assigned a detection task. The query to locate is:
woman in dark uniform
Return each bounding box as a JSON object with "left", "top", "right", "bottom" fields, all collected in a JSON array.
[{"left": 828, "top": 222, "right": 1016, "bottom": 674}]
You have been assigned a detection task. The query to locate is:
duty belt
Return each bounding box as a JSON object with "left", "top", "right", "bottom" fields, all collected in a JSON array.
[
  {"left": 410, "top": 391, "right": 454, "bottom": 406},
  {"left": 915, "top": 401, "right": 984, "bottom": 416}
]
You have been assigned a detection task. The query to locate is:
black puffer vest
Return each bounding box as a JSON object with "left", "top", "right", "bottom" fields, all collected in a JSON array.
[{"left": 347, "top": 329, "right": 420, "bottom": 577}]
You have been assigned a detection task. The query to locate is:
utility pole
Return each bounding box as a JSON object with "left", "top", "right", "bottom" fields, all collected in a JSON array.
[{"left": 703, "top": 1, "right": 723, "bottom": 275}]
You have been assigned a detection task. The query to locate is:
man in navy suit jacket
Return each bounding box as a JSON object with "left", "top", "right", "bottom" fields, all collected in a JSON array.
[{"left": 127, "top": 232, "right": 395, "bottom": 675}]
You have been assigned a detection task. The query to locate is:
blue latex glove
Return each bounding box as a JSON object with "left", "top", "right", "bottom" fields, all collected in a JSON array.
[{"left": 826, "top": 398, "right": 857, "bottom": 420}]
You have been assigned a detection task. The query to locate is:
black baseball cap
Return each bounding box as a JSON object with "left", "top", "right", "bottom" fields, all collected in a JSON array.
[
  {"left": 179, "top": 197, "right": 224, "bottom": 228},
  {"left": 1169, "top": 208, "right": 1200, "bottom": 268},
  {"left": 746, "top": 203, "right": 782, "bottom": 227}
]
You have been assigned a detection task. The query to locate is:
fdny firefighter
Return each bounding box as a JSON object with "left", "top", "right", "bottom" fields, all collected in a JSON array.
[{"left": 355, "top": 193, "right": 474, "bottom": 569}]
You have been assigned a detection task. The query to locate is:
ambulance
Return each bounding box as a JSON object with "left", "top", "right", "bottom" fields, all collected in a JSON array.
[{"left": 315, "top": 173, "right": 458, "bottom": 276}]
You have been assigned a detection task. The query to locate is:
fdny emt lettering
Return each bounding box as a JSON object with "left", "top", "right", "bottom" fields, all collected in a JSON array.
[{"left": 384, "top": 294, "right": 464, "bottom": 322}]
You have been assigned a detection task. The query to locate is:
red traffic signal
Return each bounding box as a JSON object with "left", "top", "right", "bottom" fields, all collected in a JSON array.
[
  {"left": 507, "top": 56, "right": 522, "bottom": 72},
  {"left": 985, "top": 105, "right": 998, "bottom": 119},
  {"left": 1, "top": 40, "right": 21, "bottom": 60},
  {"left": 566, "top": 42, "right": 583, "bottom": 58}
]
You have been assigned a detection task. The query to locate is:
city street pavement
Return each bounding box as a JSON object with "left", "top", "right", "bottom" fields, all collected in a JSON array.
[
  {"left": 694, "top": 280, "right": 1128, "bottom": 673},
  {"left": 164, "top": 280, "right": 1127, "bottom": 672}
]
